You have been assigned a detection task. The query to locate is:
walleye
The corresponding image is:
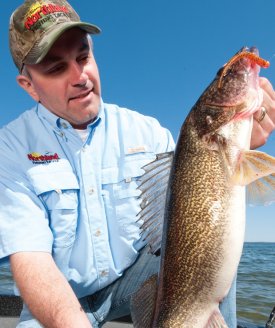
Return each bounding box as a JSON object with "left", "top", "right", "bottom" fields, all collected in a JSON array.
[{"left": 131, "top": 47, "right": 275, "bottom": 327}]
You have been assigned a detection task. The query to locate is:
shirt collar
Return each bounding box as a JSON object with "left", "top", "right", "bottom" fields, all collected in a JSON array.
[
  {"left": 36, "top": 99, "right": 104, "bottom": 131},
  {"left": 36, "top": 102, "right": 60, "bottom": 128}
]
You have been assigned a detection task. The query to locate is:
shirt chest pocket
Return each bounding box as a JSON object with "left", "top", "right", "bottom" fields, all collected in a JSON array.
[
  {"left": 101, "top": 154, "right": 155, "bottom": 236},
  {"left": 28, "top": 170, "right": 80, "bottom": 248}
]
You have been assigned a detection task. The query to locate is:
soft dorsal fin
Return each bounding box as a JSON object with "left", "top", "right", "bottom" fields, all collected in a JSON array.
[{"left": 137, "top": 152, "right": 174, "bottom": 254}]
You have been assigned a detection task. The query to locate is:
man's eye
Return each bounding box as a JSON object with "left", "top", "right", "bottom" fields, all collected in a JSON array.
[
  {"left": 47, "top": 65, "right": 65, "bottom": 74},
  {"left": 78, "top": 55, "right": 89, "bottom": 63}
]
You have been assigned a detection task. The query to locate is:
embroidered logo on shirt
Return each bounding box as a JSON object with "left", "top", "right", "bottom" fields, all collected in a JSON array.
[
  {"left": 27, "top": 152, "right": 60, "bottom": 164},
  {"left": 127, "top": 146, "right": 147, "bottom": 154}
]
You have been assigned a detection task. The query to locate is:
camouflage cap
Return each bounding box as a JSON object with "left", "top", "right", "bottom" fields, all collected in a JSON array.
[{"left": 9, "top": 0, "right": 101, "bottom": 72}]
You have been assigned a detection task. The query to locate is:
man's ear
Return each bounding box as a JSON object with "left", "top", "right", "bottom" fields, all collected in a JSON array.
[{"left": 16, "top": 75, "right": 39, "bottom": 102}]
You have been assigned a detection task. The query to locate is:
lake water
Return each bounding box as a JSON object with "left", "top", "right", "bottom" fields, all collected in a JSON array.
[
  {"left": 0, "top": 242, "right": 274, "bottom": 327},
  {"left": 237, "top": 242, "right": 275, "bottom": 327}
]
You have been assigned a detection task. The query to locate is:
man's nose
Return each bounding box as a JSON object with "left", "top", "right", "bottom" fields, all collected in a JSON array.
[{"left": 69, "top": 61, "right": 88, "bottom": 87}]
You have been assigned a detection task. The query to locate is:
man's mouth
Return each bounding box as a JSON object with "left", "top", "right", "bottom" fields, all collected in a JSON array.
[{"left": 69, "top": 89, "right": 92, "bottom": 101}]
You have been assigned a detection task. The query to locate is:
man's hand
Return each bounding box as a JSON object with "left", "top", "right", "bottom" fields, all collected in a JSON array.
[
  {"left": 10, "top": 252, "right": 93, "bottom": 328},
  {"left": 251, "top": 77, "right": 275, "bottom": 149}
]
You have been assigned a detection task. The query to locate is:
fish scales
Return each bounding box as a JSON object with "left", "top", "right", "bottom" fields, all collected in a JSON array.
[
  {"left": 156, "top": 122, "right": 231, "bottom": 327},
  {"left": 131, "top": 47, "right": 275, "bottom": 328}
]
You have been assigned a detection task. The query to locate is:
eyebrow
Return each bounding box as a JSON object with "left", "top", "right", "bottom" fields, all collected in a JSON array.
[{"left": 42, "top": 42, "right": 90, "bottom": 65}]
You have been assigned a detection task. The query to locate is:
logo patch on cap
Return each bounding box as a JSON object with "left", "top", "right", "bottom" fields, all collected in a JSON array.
[
  {"left": 24, "top": 2, "right": 70, "bottom": 31},
  {"left": 9, "top": 0, "right": 100, "bottom": 71}
]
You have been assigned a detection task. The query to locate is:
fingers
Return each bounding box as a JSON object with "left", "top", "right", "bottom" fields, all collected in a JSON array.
[
  {"left": 259, "top": 77, "right": 275, "bottom": 101},
  {"left": 251, "top": 77, "right": 275, "bottom": 149},
  {"left": 255, "top": 106, "right": 267, "bottom": 123},
  {"left": 254, "top": 106, "right": 274, "bottom": 134},
  {"left": 260, "top": 77, "right": 275, "bottom": 123},
  {"left": 250, "top": 119, "right": 270, "bottom": 149}
]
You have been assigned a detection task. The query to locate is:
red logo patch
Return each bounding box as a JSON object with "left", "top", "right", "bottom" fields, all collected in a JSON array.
[
  {"left": 27, "top": 152, "right": 60, "bottom": 164},
  {"left": 24, "top": 3, "right": 70, "bottom": 30}
]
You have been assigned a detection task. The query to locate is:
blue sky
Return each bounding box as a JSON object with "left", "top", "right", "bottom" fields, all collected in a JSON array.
[{"left": 2, "top": 0, "right": 275, "bottom": 241}]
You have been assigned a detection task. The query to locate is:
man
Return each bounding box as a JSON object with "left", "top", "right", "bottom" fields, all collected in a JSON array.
[{"left": 1, "top": 0, "right": 275, "bottom": 327}]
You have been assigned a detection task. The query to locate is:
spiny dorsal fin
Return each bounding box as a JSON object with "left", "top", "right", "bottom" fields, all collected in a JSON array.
[
  {"left": 137, "top": 152, "right": 174, "bottom": 255},
  {"left": 130, "top": 274, "right": 158, "bottom": 328}
]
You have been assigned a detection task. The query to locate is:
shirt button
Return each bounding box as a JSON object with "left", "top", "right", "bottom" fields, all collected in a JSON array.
[
  {"left": 95, "top": 229, "right": 101, "bottom": 237},
  {"left": 100, "top": 270, "right": 108, "bottom": 277},
  {"left": 88, "top": 188, "right": 95, "bottom": 195},
  {"left": 61, "top": 122, "right": 68, "bottom": 128}
]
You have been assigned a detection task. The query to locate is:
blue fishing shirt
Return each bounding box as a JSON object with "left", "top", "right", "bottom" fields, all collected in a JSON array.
[{"left": 0, "top": 100, "right": 174, "bottom": 298}]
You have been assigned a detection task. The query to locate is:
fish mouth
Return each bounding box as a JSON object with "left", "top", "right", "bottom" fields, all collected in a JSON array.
[
  {"left": 218, "top": 46, "right": 269, "bottom": 86},
  {"left": 242, "top": 46, "right": 258, "bottom": 57},
  {"left": 237, "top": 46, "right": 264, "bottom": 72},
  {"left": 220, "top": 46, "right": 262, "bottom": 83},
  {"left": 232, "top": 47, "right": 265, "bottom": 120},
  {"left": 211, "top": 46, "right": 268, "bottom": 120}
]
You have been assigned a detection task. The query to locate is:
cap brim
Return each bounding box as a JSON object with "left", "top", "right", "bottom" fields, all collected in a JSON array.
[{"left": 24, "top": 22, "right": 101, "bottom": 66}]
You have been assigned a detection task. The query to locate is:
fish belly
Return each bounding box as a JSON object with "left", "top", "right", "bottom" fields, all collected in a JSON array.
[{"left": 216, "top": 186, "right": 246, "bottom": 298}]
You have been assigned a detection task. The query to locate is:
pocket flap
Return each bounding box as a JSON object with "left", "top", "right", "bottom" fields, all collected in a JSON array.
[
  {"left": 47, "top": 190, "right": 78, "bottom": 210},
  {"left": 102, "top": 154, "right": 155, "bottom": 184},
  {"left": 27, "top": 160, "right": 79, "bottom": 195}
]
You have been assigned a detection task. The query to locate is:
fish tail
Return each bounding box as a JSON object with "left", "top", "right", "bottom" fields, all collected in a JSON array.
[{"left": 206, "top": 310, "right": 228, "bottom": 328}]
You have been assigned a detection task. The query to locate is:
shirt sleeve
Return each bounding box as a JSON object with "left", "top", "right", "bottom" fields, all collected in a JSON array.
[
  {"left": 155, "top": 124, "right": 175, "bottom": 153},
  {"left": 144, "top": 115, "right": 176, "bottom": 154},
  {"left": 0, "top": 157, "right": 53, "bottom": 260}
]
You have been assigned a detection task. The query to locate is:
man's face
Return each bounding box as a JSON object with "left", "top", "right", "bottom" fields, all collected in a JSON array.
[{"left": 20, "top": 28, "right": 101, "bottom": 129}]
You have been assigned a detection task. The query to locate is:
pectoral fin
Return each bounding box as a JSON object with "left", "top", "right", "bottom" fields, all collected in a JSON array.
[
  {"left": 247, "top": 174, "right": 275, "bottom": 205},
  {"left": 229, "top": 149, "right": 275, "bottom": 205},
  {"left": 231, "top": 150, "right": 275, "bottom": 186}
]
